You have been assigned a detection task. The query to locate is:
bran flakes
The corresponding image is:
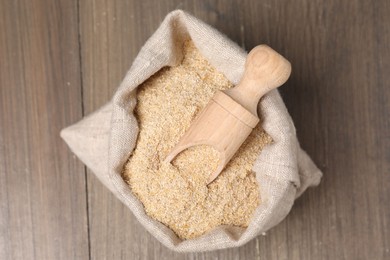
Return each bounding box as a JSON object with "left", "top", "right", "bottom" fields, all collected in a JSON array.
[{"left": 123, "top": 40, "right": 272, "bottom": 240}]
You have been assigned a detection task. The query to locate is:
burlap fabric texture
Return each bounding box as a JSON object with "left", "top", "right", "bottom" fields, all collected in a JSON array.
[{"left": 61, "top": 10, "right": 322, "bottom": 252}]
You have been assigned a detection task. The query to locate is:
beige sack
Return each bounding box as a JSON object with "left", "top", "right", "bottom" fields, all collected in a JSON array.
[{"left": 61, "top": 10, "right": 322, "bottom": 252}]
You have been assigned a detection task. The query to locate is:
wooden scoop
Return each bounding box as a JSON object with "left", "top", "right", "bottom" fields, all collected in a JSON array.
[{"left": 165, "top": 45, "right": 291, "bottom": 184}]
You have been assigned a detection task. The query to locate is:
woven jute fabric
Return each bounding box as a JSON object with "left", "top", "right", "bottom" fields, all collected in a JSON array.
[{"left": 61, "top": 10, "right": 322, "bottom": 252}]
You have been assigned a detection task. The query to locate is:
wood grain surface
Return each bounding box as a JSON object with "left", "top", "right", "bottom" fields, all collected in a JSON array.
[
  {"left": 0, "top": 0, "right": 89, "bottom": 259},
  {"left": 1, "top": 0, "right": 389, "bottom": 259}
]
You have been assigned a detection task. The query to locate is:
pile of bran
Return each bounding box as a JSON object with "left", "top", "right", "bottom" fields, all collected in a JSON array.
[{"left": 123, "top": 40, "right": 272, "bottom": 239}]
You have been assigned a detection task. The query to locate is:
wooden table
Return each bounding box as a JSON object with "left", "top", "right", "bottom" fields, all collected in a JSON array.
[{"left": 1, "top": 1, "right": 389, "bottom": 259}]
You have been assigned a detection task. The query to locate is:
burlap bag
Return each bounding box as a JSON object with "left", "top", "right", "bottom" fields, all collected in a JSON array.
[{"left": 61, "top": 10, "right": 322, "bottom": 252}]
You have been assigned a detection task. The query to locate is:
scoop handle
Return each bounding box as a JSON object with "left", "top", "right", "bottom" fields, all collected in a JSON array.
[{"left": 225, "top": 45, "right": 291, "bottom": 116}]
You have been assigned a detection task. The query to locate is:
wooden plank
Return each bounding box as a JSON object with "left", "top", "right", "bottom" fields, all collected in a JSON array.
[
  {"left": 79, "top": 0, "right": 390, "bottom": 259},
  {"left": 0, "top": 0, "right": 89, "bottom": 259},
  {"left": 241, "top": 0, "right": 390, "bottom": 259}
]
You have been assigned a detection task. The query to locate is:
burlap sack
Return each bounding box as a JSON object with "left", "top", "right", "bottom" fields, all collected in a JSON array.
[{"left": 61, "top": 10, "right": 322, "bottom": 252}]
